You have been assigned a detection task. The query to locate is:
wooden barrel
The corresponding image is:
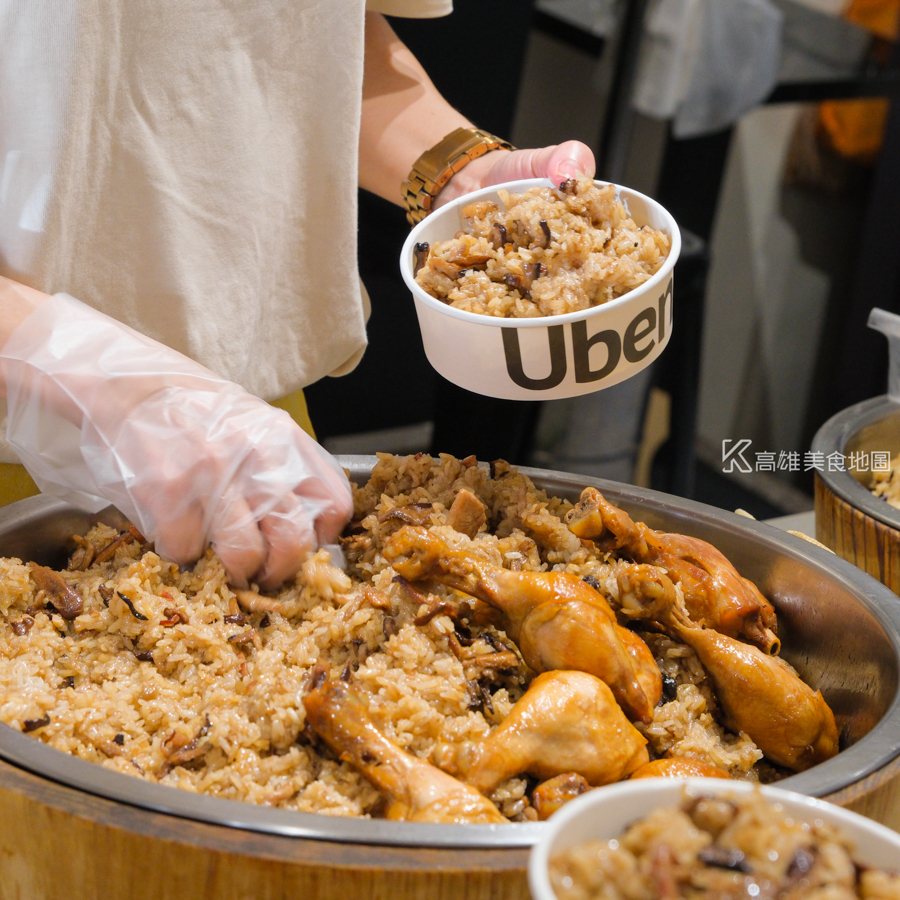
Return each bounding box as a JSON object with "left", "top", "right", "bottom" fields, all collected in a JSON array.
[
  {"left": 816, "top": 474, "right": 900, "bottom": 595},
  {"left": 810, "top": 399, "right": 900, "bottom": 830},
  {"left": 2, "top": 751, "right": 899, "bottom": 900},
  {"left": 831, "top": 752, "right": 900, "bottom": 832},
  {"left": 812, "top": 396, "right": 900, "bottom": 595},
  {"left": 0, "top": 757, "right": 529, "bottom": 900}
]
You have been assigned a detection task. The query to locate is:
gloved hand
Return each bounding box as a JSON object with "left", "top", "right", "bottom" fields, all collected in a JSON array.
[{"left": 0, "top": 293, "right": 353, "bottom": 589}]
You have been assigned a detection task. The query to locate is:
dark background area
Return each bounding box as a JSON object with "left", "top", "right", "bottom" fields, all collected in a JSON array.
[
  {"left": 305, "top": 2, "right": 900, "bottom": 518},
  {"left": 304, "top": 0, "right": 542, "bottom": 463}
]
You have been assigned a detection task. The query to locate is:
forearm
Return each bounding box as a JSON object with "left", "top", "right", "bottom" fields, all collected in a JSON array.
[
  {"left": 358, "top": 13, "right": 594, "bottom": 211},
  {"left": 1, "top": 281, "right": 206, "bottom": 418},
  {"left": 358, "top": 12, "right": 509, "bottom": 206}
]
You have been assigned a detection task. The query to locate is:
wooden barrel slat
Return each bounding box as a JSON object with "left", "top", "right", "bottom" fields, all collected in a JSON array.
[
  {"left": 0, "top": 757, "right": 529, "bottom": 900},
  {"left": 815, "top": 474, "right": 900, "bottom": 594},
  {"left": 4, "top": 743, "right": 900, "bottom": 899},
  {"left": 826, "top": 752, "right": 900, "bottom": 832}
]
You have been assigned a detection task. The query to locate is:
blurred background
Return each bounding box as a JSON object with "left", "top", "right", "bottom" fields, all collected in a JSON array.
[{"left": 305, "top": 0, "right": 900, "bottom": 520}]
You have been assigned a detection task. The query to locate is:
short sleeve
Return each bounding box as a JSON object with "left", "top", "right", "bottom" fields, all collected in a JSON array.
[{"left": 366, "top": 0, "right": 452, "bottom": 18}]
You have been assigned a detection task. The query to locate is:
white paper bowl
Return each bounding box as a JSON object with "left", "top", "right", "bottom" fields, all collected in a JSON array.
[
  {"left": 400, "top": 178, "right": 681, "bottom": 400},
  {"left": 528, "top": 777, "right": 900, "bottom": 900}
]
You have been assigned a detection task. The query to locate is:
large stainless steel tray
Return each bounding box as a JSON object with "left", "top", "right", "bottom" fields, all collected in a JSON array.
[
  {"left": 1, "top": 456, "right": 900, "bottom": 848},
  {"left": 813, "top": 394, "right": 900, "bottom": 529}
]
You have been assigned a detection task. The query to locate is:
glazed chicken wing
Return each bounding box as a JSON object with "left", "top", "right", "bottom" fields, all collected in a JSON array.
[
  {"left": 616, "top": 562, "right": 680, "bottom": 622},
  {"left": 515, "top": 597, "right": 661, "bottom": 722},
  {"left": 446, "top": 671, "right": 649, "bottom": 794},
  {"left": 383, "top": 526, "right": 661, "bottom": 723},
  {"left": 303, "top": 668, "right": 505, "bottom": 824},
  {"left": 566, "top": 487, "right": 779, "bottom": 653}
]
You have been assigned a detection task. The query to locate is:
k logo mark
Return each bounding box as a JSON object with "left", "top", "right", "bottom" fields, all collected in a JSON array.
[{"left": 722, "top": 439, "right": 753, "bottom": 474}]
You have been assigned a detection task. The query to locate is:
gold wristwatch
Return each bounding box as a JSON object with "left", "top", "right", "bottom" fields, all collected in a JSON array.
[{"left": 401, "top": 126, "right": 514, "bottom": 226}]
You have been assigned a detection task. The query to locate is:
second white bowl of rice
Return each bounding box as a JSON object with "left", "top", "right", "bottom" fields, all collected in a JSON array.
[
  {"left": 528, "top": 777, "right": 900, "bottom": 900},
  {"left": 400, "top": 177, "right": 681, "bottom": 401}
]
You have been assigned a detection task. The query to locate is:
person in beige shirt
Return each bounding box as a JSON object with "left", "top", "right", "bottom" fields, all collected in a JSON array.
[{"left": 0, "top": 1, "right": 595, "bottom": 588}]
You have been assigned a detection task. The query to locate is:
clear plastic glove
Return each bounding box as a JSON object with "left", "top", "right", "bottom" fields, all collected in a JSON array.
[{"left": 0, "top": 293, "right": 353, "bottom": 588}]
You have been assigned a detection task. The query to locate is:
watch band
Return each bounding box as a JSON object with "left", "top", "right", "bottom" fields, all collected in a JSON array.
[{"left": 401, "top": 126, "right": 515, "bottom": 227}]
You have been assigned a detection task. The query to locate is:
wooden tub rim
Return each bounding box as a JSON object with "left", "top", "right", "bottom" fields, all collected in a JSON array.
[
  {"left": 0, "top": 750, "right": 897, "bottom": 877},
  {"left": 812, "top": 394, "right": 900, "bottom": 530},
  {"left": 0, "top": 755, "right": 531, "bottom": 871}
]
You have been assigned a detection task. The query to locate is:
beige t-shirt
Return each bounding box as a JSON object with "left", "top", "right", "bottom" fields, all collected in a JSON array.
[{"left": 0, "top": 0, "right": 450, "bottom": 407}]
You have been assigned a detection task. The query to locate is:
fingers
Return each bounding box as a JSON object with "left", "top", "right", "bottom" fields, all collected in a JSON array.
[
  {"left": 282, "top": 427, "right": 355, "bottom": 546},
  {"left": 252, "top": 465, "right": 353, "bottom": 589},
  {"left": 208, "top": 493, "right": 267, "bottom": 589},
  {"left": 128, "top": 479, "right": 208, "bottom": 567},
  {"left": 254, "top": 495, "right": 318, "bottom": 591},
  {"left": 128, "top": 397, "right": 352, "bottom": 590},
  {"left": 544, "top": 140, "right": 596, "bottom": 184},
  {"left": 307, "top": 467, "right": 354, "bottom": 547},
  {"left": 142, "top": 462, "right": 348, "bottom": 590},
  {"left": 482, "top": 146, "right": 554, "bottom": 185},
  {"left": 230, "top": 447, "right": 352, "bottom": 589},
  {"left": 483, "top": 140, "right": 597, "bottom": 188},
  {"left": 149, "top": 506, "right": 208, "bottom": 566}
]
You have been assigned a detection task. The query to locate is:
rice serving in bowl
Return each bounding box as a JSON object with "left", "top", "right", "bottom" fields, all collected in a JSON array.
[
  {"left": 541, "top": 783, "right": 900, "bottom": 899},
  {"left": 399, "top": 179, "right": 680, "bottom": 400},
  {"left": 0, "top": 455, "right": 838, "bottom": 823},
  {"left": 413, "top": 177, "right": 670, "bottom": 319}
]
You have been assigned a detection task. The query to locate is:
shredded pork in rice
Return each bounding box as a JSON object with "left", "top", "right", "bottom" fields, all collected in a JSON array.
[{"left": 0, "top": 455, "right": 797, "bottom": 820}]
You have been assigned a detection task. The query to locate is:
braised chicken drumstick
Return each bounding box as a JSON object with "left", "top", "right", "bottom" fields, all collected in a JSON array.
[
  {"left": 303, "top": 668, "right": 506, "bottom": 824},
  {"left": 617, "top": 566, "right": 839, "bottom": 772},
  {"left": 566, "top": 487, "right": 780, "bottom": 654},
  {"left": 383, "top": 525, "right": 661, "bottom": 723},
  {"left": 445, "top": 670, "right": 648, "bottom": 794},
  {"left": 668, "top": 611, "right": 839, "bottom": 771}
]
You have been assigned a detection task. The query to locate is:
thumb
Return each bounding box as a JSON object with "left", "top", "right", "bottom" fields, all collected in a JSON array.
[{"left": 483, "top": 140, "right": 596, "bottom": 188}]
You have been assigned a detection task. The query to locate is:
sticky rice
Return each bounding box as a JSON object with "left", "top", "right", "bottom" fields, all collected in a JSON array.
[
  {"left": 0, "top": 455, "right": 790, "bottom": 820},
  {"left": 414, "top": 178, "right": 670, "bottom": 318}
]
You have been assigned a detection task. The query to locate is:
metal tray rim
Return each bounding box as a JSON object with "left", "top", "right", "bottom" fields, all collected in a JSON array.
[{"left": 0, "top": 457, "right": 898, "bottom": 847}]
